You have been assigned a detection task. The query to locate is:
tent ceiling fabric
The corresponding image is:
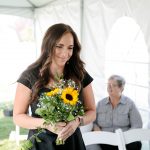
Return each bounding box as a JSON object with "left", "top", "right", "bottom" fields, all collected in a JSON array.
[
  {"left": 0, "top": 0, "right": 32, "bottom": 8},
  {"left": 29, "top": 0, "right": 55, "bottom": 7},
  {"left": 0, "top": 0, "right": 54, "bottom": 8},
  {"left": 0, "top": 0, "right": 55, "bottom": 18}
]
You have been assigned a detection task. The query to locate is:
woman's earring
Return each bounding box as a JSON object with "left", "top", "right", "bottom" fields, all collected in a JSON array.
[{"left": 67, "top": 61, "right": 69, "bottom": 64}]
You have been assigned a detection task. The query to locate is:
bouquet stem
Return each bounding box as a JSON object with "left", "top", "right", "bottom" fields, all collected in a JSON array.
[{"left": 56, "top": 137, "right": 65, "bottom": 145}]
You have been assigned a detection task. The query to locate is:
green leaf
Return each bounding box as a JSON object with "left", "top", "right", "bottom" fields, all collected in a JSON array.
[
  {"left": 20, "top": 139, "right": 33, "bottom": 150},
  {"left": 67, "top": 112, "right": 75, "bottom": 121},
  {"left": 35, "top": 136, "right": 42, "bottom": 143}
]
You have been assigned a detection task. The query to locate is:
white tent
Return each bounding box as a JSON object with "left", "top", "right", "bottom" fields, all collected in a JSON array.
[{"left": 0, "top": 0, "right": 150, "bottom": 106}]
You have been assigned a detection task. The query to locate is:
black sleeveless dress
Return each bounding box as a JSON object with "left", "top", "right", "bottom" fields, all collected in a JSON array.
[{"left": 17, "top": 68, "right": 93, "bottom": 150}]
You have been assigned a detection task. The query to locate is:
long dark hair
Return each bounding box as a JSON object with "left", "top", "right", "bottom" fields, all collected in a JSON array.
[{"left": 27, "top": 23, "right": 85, "bottom": 102}]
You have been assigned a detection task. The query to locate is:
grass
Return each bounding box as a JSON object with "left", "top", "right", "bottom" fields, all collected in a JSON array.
[
  {"left": 0, "top": 140, "right": 19, "bottom": 150},
  {"left": 0, "top": 116, "right": 15, "bottom": 140},
  {"left": 0, "top": 109, "right": 28, "bottom": 150},
  {"left": 0, "top": 116, "right": 27, "bottom": 140}
]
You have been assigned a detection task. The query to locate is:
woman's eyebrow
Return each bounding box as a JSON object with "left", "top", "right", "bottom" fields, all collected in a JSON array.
[
  {"left": 56, "top": 43, "right": 63, "bottom": 46},
  {"left": 69, "top": 45, "right": 74, "bottom": 47}
]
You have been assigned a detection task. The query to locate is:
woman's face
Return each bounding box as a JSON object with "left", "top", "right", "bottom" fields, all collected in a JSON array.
[
  {"left": 52, "top": 32, "right": 74, "bottom": 68},
  {"left": 107, "top": 79, "right": 122, "bottom": 97}
]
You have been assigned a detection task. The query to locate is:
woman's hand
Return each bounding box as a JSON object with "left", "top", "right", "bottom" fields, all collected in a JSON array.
[
  {"left": 45, "top": 122, "right": 66, "bottom": 134},
  {"left": 57, "top": 118, "right": 80, "bottom": 141}
]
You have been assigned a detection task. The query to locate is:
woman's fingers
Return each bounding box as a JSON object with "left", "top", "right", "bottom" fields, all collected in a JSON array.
[
  {"left": 58, "top": 120, "right": 78, "bottom": 141},
  {"left": 46, "top": 122, "right": 66, "bottom": 134},
  {"left": 56, "top": 122, "right": 66, "bottom": 127}
]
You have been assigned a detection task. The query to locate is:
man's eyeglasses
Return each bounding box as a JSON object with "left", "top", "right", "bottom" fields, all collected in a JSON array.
[{"left": 107, "top": 83, "right": 118, "bottom": 88}]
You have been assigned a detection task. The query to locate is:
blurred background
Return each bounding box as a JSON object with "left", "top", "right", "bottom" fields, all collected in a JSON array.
[{"left": 0, "top": 0, "right": 150, "bottom": 149}]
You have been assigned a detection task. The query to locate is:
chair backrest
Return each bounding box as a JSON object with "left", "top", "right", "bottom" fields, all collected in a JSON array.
[
  {"left": 82, "top": 130, "right": 125, "bottom": 150},
  {"left": 118, "top": 128, "right": 150, "bottom": 149},
  {"left": 123, "top": 128, "right": 150, "bottom": 143}
]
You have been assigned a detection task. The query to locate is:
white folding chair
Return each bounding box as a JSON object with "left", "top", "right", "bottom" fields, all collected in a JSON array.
[
  {"left": 82, "top": 130, "right": 125, "bottom": 150},
  {"left": 118, "top": 128, "right": 150, "bottom": 150}
]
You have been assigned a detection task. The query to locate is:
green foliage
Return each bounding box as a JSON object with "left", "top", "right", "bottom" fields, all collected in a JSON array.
[
  {"left": 0, "top": 101, "right": 13, "bottom": 110},
  {"left": 36, "top": 94, "right": 84, "bottom": 124},
  {"left": 19, "top": 140, "right": 33, "bottom": 150}
]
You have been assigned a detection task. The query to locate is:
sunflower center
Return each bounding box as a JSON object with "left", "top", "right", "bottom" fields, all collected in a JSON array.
[{"left": 66, "top": 94, "right": 73, "bottom": 101}]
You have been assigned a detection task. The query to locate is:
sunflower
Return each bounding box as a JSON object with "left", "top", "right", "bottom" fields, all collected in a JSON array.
[
  {"left": 46, "top": 88, "right": 60, "bottom": 96},
  {"left": 61, "top": 87, "right": 78, "bottom": 105}
]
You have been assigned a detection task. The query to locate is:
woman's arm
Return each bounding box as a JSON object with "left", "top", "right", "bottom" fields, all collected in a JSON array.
[
  {"left": 81, "top": 83, "right": 96, "bottom": 125},
  {"left": 13, "top": 83, "right": 65, "bottom": 133},
  {"left": 13, "top": 83, "right": 45, "bottom": 129}
]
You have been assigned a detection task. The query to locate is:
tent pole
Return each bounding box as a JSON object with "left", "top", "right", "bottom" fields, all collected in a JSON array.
[
  {"left": 80, "top": 0, "right": 84, "bottom": 44},
  {"left": 33, "top": 10, "right": 38, "bottom": 59}
]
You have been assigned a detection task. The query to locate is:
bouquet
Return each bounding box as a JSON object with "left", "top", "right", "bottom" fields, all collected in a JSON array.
[{"left": 20, "top": 78, "right": 85, "bottom": 150}]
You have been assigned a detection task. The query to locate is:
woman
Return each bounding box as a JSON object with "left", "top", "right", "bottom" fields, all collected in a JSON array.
[
  {"left": 93, "top": 75, "right": 142, "bottom": 150},
  {"left": 13, "top": 23, "right": 96, "bottom": 150}
]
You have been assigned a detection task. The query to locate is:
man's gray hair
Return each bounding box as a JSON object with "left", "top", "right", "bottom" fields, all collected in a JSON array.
[{"left": 108, "top": 75, "right": 126, "bottom": 88}]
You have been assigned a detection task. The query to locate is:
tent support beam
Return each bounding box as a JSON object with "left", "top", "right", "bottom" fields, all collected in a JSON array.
[{"left": 80, "top": 0, "right": 84, "bottom": 43}]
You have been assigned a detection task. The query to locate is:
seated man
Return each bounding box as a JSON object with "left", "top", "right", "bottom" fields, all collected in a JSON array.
[{"left": 93, "top": 75, "right": 142, "bottom": 150}]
